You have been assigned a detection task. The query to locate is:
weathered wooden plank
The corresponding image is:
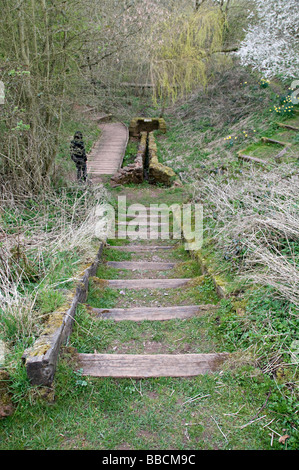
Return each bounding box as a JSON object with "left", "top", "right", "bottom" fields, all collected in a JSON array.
[
  {"left": 23, "top": 243, "right": 105, "bottom": 386},
  {"left": 87, "top": 121, "right": 129, "bottom": 176},
  {"left": 91, "top": 171, "right": 120, "bottom": 174},
  {"left": 77, "top": 353, "right": 228, "bottom": 377},
  {"left": 92, "top": 305, "right": 216, "bottom": 321},
  {"left": 261, "top": 137, "right": 291, "bottom": 147},
  {"left": 116, "top": 233, "right": 169, "bottom": 240},
  {"left": 108, "top": 245, "right": 175, "bottom": 252},
  {"left": 274, "top": 147, "right": 289, "bottom": 162},
  {"left": 89, "top": 164, "right": 120, "bottom": 168},
  {"left": 107, "top": 261, "right": 176, "bottom": 270},
  {"left": 238, "top": 153, "right": 277, "bottom": 166},
  {"left": 276, "top": 122, "right": 299, "bottom": 132},
  {"left": 106, "top": 278, "right": 191, "bottom": 289},
  {"left": 89, "top": 167, "right": 120, "bottom": 171}
]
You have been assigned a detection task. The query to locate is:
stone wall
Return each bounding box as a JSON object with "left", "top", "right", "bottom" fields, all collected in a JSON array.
[
  {"left": 148, "top": 132, "right": 177, "bottom": 187},
  {"left": 111, "top": 120, "right": 181, "bottom": 188},
  {"left": 110, "top": 132, "right": 147, "bottom": 186}
]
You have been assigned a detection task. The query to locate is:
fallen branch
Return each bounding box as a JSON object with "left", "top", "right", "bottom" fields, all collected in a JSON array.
[{"left": 239, "top": 415, "right": 267, "bottom": 429}]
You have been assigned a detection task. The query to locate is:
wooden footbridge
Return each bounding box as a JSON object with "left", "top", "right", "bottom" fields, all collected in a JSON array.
[{"left": 87, "top": 117, "right": 129, "bottom": 179}]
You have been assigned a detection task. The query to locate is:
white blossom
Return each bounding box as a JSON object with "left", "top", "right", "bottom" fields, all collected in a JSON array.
[{"left": 236, "top": 0, "right": 299, "bottom": 79}]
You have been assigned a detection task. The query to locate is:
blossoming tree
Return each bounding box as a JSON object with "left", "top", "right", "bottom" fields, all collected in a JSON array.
[{"left": 236, "top": 0, "right": 299, "bottom": 79}]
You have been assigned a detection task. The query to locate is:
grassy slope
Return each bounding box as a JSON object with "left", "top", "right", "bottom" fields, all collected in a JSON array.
[
  {"left": 0, "top": 196, "right": 281, "bottom": 451},
  {"left": 1, "top": 70, "right": 298, "bottom": 451}
]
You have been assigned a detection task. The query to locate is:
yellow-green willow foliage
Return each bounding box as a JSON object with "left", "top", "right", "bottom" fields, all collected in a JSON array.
[{"left": 150, "top": 6, "right": 226, "bottom": 103}]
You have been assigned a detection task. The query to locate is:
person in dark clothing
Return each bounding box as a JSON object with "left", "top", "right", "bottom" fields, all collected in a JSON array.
[{"left": 70, "top": 131, "right": 87, "bottom": 182}]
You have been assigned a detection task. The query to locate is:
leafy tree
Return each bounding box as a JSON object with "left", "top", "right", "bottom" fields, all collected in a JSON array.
[
  {"left": 150, "top": 5, "right": 228, "bottom": 104},
  {"left": 0, "top": 0, "right": 96, "bottom": 190}
]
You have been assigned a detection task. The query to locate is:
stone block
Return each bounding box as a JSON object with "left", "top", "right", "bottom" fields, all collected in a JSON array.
[
  {"left": 147, "top": 132, "right": 176, "bottom": 187},
  {"left": 129, "top": 117, "right": 167, "bottom": 137},
  {"left": 111, "top": 132, "right": 147, "bottom": 185}
]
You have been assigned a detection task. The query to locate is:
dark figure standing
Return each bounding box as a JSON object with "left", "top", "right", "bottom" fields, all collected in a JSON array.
[{"left": 70, "top": 131, "right": 87, "bottom": 182}]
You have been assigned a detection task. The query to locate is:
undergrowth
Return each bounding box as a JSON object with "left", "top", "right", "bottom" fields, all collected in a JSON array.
[{"left": 0, "top": 66, "right": 298, "bottom": 451}]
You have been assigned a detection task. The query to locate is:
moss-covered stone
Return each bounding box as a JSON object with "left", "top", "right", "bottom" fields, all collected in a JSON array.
[
  {"left": 148, "top": 132, "right": 177, "bottom": 187},
  {"left": 191, "top": 250, "right": 229, "bottom": 299},
  {"left": 111, "top": 132, "right": 147, "bottom": 186},
  {"left": 129, "top": 117, "right": 166, "bottom": 137},
  {"left": 0, "top": 371, "right": 14, "bottom": 418},
  {"left": 149, "top": 162, "right": 176, "bottom": 186}
]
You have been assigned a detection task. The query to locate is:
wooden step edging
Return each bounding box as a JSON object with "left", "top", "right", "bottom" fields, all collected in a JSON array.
[
  {"left": 106, "top": 278, "right": 192, "bottom": 289},
  {"left": 276, "top": 122, "right": 299, "bottom": 132},
  {"left": 22, "top": 243, "right": 105, "bottom": 386},
  {"left": 108, "top": 244, "right": 176, "bottom": 252},
  {"left": 237, "top": 151, "right": 277, "bottom": 167},
  {"left": 77, "top": 353, "right": 229, "bottom": 378},
  {"left": 261, "top": 136, "right": 292, "bottom": 147},
  {"left": 92, "top": 305, "right": 217, "bottom": 321},
  {"left": 107, "top": 261, "right": 176, "bottom": 270}
]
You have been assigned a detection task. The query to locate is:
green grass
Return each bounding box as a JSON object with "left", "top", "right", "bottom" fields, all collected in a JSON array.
[
  {"left": 1, "top": 77, "right": 298, "bottom": 452},
  {"left": 86, "top": 281, "right": 119, "bottom": 310},
  {"left": 70, "top": 305, "right": 218, "bottom": 355},
  {"left": 108, "top": 183, "right": 192, "bottom": 209},
  {"left": 102, "top": 246, "right": 132, "bottom": 260},
  {"left": 1, "top": 345, "right": 296, "bottom": 450},
  {"left": 122, "top": 140, "right": 138, "bottom": 166}
]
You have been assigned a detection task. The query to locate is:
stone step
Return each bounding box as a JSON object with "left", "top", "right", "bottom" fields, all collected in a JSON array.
[
  {"left": 106, "top": 278, "right": 191, "bottom": 289},
  {"left": 77, "top": 353, "right": 228, "bottom": 378},
  {"left": 92, "top": 305, "right": 216, "bottom": 321},
  {"left": 107, "top": 261, "right": 176, "bottom": 270}
]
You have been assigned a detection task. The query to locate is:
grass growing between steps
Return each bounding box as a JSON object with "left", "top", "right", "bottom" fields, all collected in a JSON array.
[
  {"left": 87, "top": 260, "right": 218, "bottom": 308},
  {"left": 104, "top": 243, "right": 191, "bottom": 263},
  {"left": 107, "top": 183, "right": 191, "bottom": 209},
  {"left": 3, "top": 233, "right": 294, "bottom": 450},
  {"left": 1, "top": 339, "right": 295, "bottom": 450},
  {"left": 96, "top": 261, "right": 202, "bottom": 280},
  {"left": 71, "top": 304, "right": 219, "bottom": 355},
  {"left": 74, "top": 239, "right": 220, "bottom": 355}
]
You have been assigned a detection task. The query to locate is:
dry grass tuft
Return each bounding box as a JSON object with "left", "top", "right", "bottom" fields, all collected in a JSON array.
[
  {"left": 194, "top": 163, "right": 299, "bottom": 305},
  {"left": 0, "top": 184, "right": 108, "bottom": 342}
]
